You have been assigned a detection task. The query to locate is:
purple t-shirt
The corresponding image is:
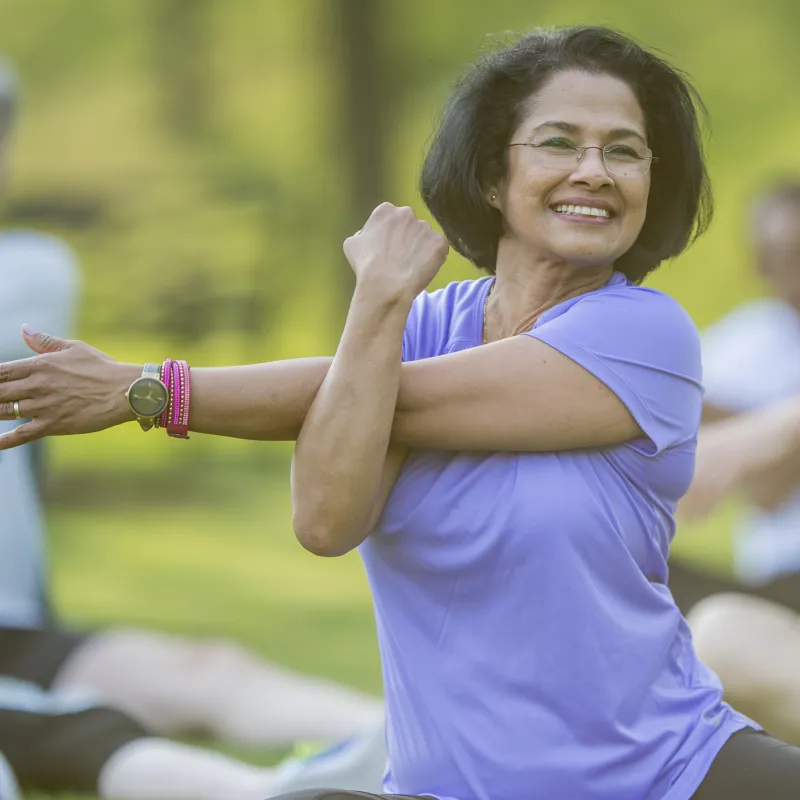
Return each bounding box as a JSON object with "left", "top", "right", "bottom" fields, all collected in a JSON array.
[{"left": 359, "top": 273, "right": 756, "bottom": 800}]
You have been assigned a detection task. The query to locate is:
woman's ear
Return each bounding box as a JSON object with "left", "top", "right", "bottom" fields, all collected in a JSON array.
[{"left": 487, "top": 188, "right": 501, "bottom": 210}]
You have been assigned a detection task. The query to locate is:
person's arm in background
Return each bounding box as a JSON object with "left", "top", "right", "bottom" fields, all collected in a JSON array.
[
  {"left": 693, "top": 300, "right": 800, "bottom": 512},
  {"left": 680, "top": 396, "right": 800, "bottom": 521}
]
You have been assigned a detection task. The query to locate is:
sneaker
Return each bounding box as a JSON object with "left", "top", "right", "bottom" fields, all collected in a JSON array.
[{"left": 272, "top": 720, "right": 387, "bottom": 794}]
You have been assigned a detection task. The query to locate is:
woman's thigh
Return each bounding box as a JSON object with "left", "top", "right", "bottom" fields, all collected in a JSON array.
[{"left": 693, "top": 728, "right": 800, "bottom": 799}]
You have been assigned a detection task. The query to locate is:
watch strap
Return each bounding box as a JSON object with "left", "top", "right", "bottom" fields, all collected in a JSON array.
[{"left": 142, "top": 363, "right": 161, "bottom": 380}]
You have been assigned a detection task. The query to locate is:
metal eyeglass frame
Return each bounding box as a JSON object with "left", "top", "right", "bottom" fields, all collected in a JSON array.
[{"left": 505, "top": 142, "right": 657, "bottom": 177}]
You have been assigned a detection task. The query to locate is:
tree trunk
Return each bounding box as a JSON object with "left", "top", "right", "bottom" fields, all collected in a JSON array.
[{"left": 332, "top": 0, "right": 392, "bottom": 322}]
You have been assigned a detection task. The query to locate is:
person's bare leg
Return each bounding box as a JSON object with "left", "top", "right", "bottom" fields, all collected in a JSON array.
[
  {"left": 687, "top": 592, "right": 800, "bottom": 744},
  {"left": 53, "top": 628, "right": 384, "bottom": 746},
  {"left": 98, "top": 738, "right": 280, "bottom": 800}
]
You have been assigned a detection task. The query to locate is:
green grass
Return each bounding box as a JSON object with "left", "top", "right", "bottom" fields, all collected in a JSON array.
[{"left": 47, "top": 449, "right": 382, "bottom": 693}]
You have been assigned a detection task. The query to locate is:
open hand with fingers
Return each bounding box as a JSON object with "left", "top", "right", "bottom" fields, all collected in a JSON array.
[{"left": 0, "top": 326, "right": 138, "bottom": 450}]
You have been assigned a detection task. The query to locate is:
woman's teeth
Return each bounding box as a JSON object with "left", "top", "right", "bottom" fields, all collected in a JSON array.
[{"left": 553, "top": 204, "right": 610, "bottom": 219}]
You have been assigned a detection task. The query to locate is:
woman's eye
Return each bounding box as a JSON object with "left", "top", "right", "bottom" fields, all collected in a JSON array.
[
  {"left": 605, "top": 145, "right": 641, "bottom": 159},
  {"left": 540, "top": 137, "right": 575, "bottom": 150}
]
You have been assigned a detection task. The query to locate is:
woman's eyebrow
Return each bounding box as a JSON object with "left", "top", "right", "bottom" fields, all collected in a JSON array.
[
  {"left": 532, "top": 120, "right": 646, "bottom": 142},
  {"left": 608, "top": 126, "right": 647, "bottom": 142},
  {"left": 533, "top": 120, "right": 579, "bottom": 134}
]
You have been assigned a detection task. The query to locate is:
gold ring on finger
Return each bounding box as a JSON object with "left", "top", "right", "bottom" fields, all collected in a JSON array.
[{"left": 13, "top": 400, "right": 21, "bottom": 420}]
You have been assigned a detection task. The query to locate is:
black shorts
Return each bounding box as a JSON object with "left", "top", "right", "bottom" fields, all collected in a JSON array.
[
  {"left": 267, "top": 794, "right": 430, "bottom": 800},
  {"left": 0, "top": 626, "right": 148, "bottom": 793},
  {"left": 692, "top": 727, "right": 800, "bottom": 798},
  {"left": 0, "top": 625, "right": 87, "bottom": 688},
  {"left": 0, "top": 690, "right": 148, "bottom": 793}
]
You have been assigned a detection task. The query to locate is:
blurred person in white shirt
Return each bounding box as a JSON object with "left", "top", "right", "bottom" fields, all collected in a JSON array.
[{"left": 669, "top": 180, "right": 800, "bottom": 612}]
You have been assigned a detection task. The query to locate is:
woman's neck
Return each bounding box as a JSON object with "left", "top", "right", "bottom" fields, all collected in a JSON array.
[{"left": 485, "top": 243, "right": 615, "bottom": 341}]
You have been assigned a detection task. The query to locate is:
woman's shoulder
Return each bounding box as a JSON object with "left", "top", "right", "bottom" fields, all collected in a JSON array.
[
  {"left": 404, "top": 277, "right": 490, "bottom": 361},
  {"left": 531, "top": 277, "right": 701, "bottom": 390},
  {"left": 552, "top": 277, "right": 699, "bottom": 344},
  {"left": 414, "top": 276, "right": 491, "bottom": 312},
  {"left": 584, "top": 279, "right": 699, "bottom": 346}
]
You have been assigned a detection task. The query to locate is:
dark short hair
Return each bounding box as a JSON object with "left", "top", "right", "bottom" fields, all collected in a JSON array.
[{"left": 420, "top": 26, "right": 713, "bottom": 284}]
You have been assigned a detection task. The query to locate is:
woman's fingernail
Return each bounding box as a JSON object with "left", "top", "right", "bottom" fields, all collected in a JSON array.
[{"left": 21, "top": 323, "right": 37, "bottom": 335}]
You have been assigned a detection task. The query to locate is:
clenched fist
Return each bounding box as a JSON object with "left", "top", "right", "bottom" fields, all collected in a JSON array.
[{"left": 343, "top": 203, "right": 449, "bottom": 304}]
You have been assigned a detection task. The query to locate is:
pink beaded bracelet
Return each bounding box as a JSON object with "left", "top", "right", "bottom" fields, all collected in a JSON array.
[{"left": 167, "top": 359, "right": 191, "bottom": 439}]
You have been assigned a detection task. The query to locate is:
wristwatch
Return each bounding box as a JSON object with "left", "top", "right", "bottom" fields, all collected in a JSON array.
[{"left": 126, "top": 363, "right": 169, "bottom": 431}]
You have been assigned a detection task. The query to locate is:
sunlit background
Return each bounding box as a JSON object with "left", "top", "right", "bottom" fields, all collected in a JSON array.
[{"left": 1, "top": 0, "right": 798, "bottom": 777}]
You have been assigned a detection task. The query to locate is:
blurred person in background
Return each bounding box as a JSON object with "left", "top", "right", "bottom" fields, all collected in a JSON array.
[
  {"left": 0, "top": 56, "right": 385, "bottom": 799},
  {"left": 665, "top": 181, "right": 800, "bottom": 744},
  {"left": 669, "top": 180, "right": 800, "bottom": 615},
  {"left": 6, "top": 25, "right": 800, "bottom": 799},
  {"left": 674, "top": 394, "right": 800, "bottom": 744}
]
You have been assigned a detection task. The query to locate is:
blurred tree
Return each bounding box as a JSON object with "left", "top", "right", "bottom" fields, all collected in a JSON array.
[
  {"left": 148, "top": 0, "right": 214, "bottom": 140},
  {"left": 331, "top": 0, "right": 393, "bottom": 321}
]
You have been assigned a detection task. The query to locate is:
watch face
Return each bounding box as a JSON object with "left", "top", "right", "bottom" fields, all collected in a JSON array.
[{"left": 129, "top": 377, "right": 168, "bottom": 418}]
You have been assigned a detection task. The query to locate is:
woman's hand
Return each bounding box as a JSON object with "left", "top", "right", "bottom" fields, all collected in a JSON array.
[
  {"left": 0, "top": 327, "right": 138, "bottom": 449},
  {"left": 343, "top": 202, "right": 449, "bottom": 304}
]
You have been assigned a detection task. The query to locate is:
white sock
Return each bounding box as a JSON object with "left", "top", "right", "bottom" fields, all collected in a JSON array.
[{"left": 97, "top": 738, "right": 281, "bottom": 800}]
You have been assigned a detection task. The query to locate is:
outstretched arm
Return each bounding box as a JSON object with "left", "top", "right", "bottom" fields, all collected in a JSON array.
[
  {"left": 0, "top": 205, "right": 647, "bottom": 558},
  {"left": 680, "top": 397, "right": 800, "bottom": 522},
  {"left": 0, "top": 327, "right": 640, "bottom": 452}
]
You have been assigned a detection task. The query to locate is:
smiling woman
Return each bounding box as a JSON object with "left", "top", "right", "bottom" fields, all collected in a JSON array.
[{"left": 0, "top": 24, "right": 799, "bottom": 800}]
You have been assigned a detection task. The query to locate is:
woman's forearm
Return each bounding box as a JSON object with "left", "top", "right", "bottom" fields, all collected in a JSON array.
[
  {"left": 188, "top": 358, "right": 333, "bottom": 441},
  {"left": 290, "top": 286, "right": 409, "bottom": 556}
]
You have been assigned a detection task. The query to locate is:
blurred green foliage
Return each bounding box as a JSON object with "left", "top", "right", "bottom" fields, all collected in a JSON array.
[{"left": 0, "top": 2, "right": 794, "bottom": 794}]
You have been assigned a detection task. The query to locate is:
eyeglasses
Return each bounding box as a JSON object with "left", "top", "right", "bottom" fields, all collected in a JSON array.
[{"left": 506, "top": 137, "right": 657, "bottom": 178}]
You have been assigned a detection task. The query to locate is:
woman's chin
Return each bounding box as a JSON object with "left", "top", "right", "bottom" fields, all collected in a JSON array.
[{"left": 545, "top": 244, "right": 622, "bottom": 269}]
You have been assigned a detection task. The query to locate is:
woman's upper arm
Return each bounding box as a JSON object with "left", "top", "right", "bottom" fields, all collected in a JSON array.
[
  {"left": 392, "top": 289, "right": 703, "bottom": 454},
  {"left": 393, "top": 337, "right": 640, "bottom": 451}
]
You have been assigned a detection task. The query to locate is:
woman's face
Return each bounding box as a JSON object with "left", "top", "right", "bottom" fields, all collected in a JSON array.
[{"left": 494, "top": 69, "right": 651, "bottom": 268}]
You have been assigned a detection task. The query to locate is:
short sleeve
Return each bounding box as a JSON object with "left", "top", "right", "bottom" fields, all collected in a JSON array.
[{"left": 525, "top": 287, "right": 703, "bottom": 454}]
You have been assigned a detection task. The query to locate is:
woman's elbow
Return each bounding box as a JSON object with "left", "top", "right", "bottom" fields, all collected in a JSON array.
[{"left": 291, "top": 512, "right": 358, "bottom": 557}]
